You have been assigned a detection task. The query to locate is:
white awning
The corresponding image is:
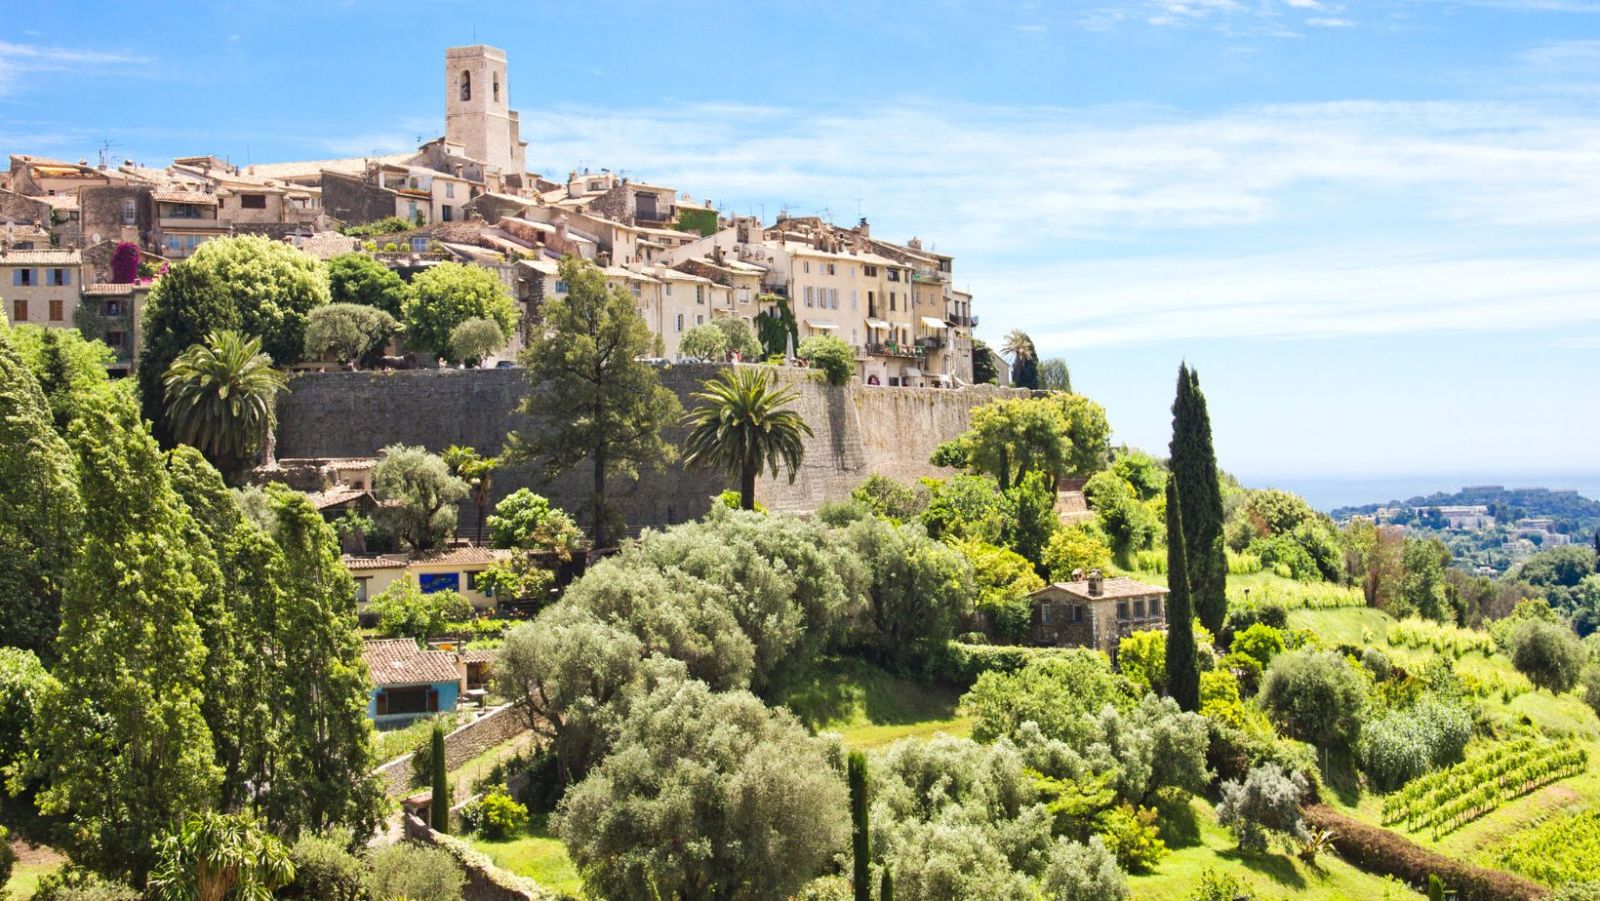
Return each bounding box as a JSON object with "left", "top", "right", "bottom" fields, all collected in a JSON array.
[
  {"left": 865, "top": 318, "right": 891, "bottom": 331},
  {"left": 920, "top": 316, "right": 948, "bottom": 330},
  {"left": 903, "top": 367, "right": 922, "bottom": 377},
  {"left": 806, "top": 320, "right": 838, "bottom": 330}
]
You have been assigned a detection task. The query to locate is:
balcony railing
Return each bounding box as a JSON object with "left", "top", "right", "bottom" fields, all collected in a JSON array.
[
  {"left": 865, "top": 341, "right": 924, "bottom": 360},
  {"left": 916, "top": 336, "right": 944, "bottom": 351},
  {"left": 945, "top": 314, "right": 977, "bottom": 328}
]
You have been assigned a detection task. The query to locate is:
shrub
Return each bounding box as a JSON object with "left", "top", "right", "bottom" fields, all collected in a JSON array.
[
  {"left": 678, "top": 323, "right": 730, "bottom": 360},
  {"left": 365, "top": 843, "right": 465, "bottom": 901},
  {"left": 448, "top": 316, "right": 507, "bottom": 366},
  {"left": 1187, "top": 868, "right": 1259, "bottom": 901},
  {"left": 31, "top": 868, "right": 141, "bottom": 901},
  {"left": 1229, "top": 623, "right": 1285, "bottom": 668},
  {"left": 1096, "top": 803, "right": 1166, "bottom": 872},
  {"left": 1361, "top": 646, "right": 1394, "bottom": 681},
  {"left": 927, "top": 642, "right": 1096, "bottom": 687},
  {"left": 797, "top": 335, "right": 855, "bottom": 386},
  {"left": 1216, "top": 763, "right": 1309, "bottom": 852},
  {"left": 370, "top": 581, "right": 474, "bottom": 643},
  {"left": 1357, "top": 695, "right": 1473, "bottom": 791},
  {"left": 0, "top": 825, "right": 11, "bottom": 893},
  {"left": 851, "top": 474, "right": 929, "bottom": 522},
  {"left": 1117, "top": 630, "right": 1166, "bottom": 695},
  {"left": 1511, "top": 619, "right": 1586, "bottom": 693},
  {"left": 1044, "top": 522, "right": 1114, "bottom": 580},
  {"left": 1258, "top": 650, "right": 1366, "bottom": 747},
  {"left": 1041, "top": 836, "right": 1129, "bottom": 900},
  {"left": 280, "top": 830, "right": 371, "bottom": 901},
  {"left": 461, "top": 788, "right": 529, "bottom": 840}
]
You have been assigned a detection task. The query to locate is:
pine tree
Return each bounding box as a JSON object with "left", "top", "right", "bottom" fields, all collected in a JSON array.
[
  {"left": 0, "top": 323, "right": 81, "bottom": 658},
  {"left": 848, "top": 750, "right": 871, "bottom": 901},
  {"left": 1170, "top": 364, "right": 1228, "bottom": 634},
  {"left": 36, "top": 384, "right": 218, "bottom": 882},
  {"left": 431, "top": 720, "right": 450, "bottom": 834},
  {"left": 1164, "top": 478, "right": 1200, "bottom": 712},
  {"left": 264, "top": 486, "right": 383, "bottom": 839}
]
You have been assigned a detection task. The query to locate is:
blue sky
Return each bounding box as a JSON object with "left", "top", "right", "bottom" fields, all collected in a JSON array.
[{"left": 4, "top": 1, "right": 1599, "bottom": 489}]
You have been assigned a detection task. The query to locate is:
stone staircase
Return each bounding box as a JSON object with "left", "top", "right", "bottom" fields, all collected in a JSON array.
[{"left": 1055, "top": 477, "right": 1095, "bottom": 525}]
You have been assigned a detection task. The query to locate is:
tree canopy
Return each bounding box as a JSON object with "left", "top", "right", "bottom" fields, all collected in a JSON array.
[
  {"left": 403, "top": 261, "right": 518, "bottom": 363},
  {"left": 373, "top": 444, "right": 468, "bottom": 551},
  {"left": 326, "top": 252, "right": 408, "bottom": 318}
]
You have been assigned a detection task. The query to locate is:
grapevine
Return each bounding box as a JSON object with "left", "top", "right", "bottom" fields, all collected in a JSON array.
[{"left": 1378, "top": 739, "right": 1587, "bottom": 839}]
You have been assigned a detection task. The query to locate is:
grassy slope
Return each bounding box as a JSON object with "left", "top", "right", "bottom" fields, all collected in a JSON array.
[
  {"left": 778, "top": 656, "right": 971, "bottom": 749},
  {"left": 469, "top": 816, "right": 584, "bottom": 898}
]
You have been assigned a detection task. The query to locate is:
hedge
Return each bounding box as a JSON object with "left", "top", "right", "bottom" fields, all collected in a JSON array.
[{"left": 924, "top": 642, "right": 1096, "bottom": 687}]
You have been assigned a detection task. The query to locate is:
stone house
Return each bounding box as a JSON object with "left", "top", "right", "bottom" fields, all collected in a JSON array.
[
  {"left": 2, "top": 249, "right": 81, "bottom": 329},
  {"left": 1027, "top": 571, "right": 1169, "bottom": 656}
]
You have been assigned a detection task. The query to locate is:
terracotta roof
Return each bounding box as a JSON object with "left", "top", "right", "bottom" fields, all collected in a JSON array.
[
  {"left": 0, "top": 250, "right": 80, "bottom": 265},
  {"left": 461, "top": 648, "right": 498, "bottom": 664},
  {"left": 153, "top": 190, "right": 218, "bottom": 205},
  {"left": 246, "top": 152, "right": 414, "bottom": 180},
  {"left": 1032, "top": 577, "right": 1170, "bottom": 602},
  {"left": 343, "top": 554, "right": 410, "bottom": 572},
  {"left": 363, "top": 639, "right": 461, "bottom": 687},
  {"left": 342, "top": 547, "right": 511, "bottom": 571},
  {"left": 307, "top": 486, "right": 372, "bottom": 510},
  {"left": 80, "top": 283, "right": 140, "bottom": 295}
]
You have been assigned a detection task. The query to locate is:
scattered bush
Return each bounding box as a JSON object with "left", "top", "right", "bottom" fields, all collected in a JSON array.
[
  {"left": 1188, "top": 868, "right": 1259, "bottom": 901},
  {"left": 1041, "top": 836, "right": 1128, "bottom": 901},
  {"left": 449, "top": 316, "right": 508, "bottom": 366},
  {"left": 365, "top": 842, "right": 465, "bottom": 901},
  {"left": 1216, "top": 763, "right": 1309, "bottom": 852},
  {"left": 797, "top": 335, "right": 856, "bottom": 386},
  {"left": 461, "top": 788, "right": 530, "bottom": 840},
  {"left": 31, "top": 867, "right": 141, "bottom": 901},
  {"left": 280, "top": 830, "right": 371, "bottom": 901},
  {"left": 1258, "top": 649, "right": 1367, "bottom": 747},
  {"left": 1511, "top": 619, "right": 1586, "bottom": 693},
  {"left": 678, "top": 323, "right": 731, "bottom": 360},
  {"left": 851, "top": 474, "right": 929, "bottom": 522},
  {"left": 1357, "top": 695, "right": 1473, "bottom": 791},
  {"left": 1096, "top": 803, "right": 1166, "bottom": 873},
  {"left": 1044, "top": 522, "right": 1114, "bottom": 580},
  {"left": 1229, "top": 623, "right": 1285, "bottom": 669}
]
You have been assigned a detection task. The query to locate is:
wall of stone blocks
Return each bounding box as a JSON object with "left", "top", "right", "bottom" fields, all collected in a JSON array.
[{"left": 372, "top": 703, "right": 529, "bottom": 799}]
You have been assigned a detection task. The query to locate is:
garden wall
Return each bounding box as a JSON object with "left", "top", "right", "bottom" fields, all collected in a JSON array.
[
  {"left": 374, "top": 704, "right": 528, "bottom": 798},
  {"left": 276, "top": 365, "right": 1022, "bottom": 536},
  {"left": 403, "top": 813, "right": 564, "bottom": 901}
]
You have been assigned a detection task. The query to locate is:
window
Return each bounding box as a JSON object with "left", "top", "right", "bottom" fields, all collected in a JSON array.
[
  {"left": 804, "top": 286, "right": 814, "bottom": 308},
  {"left": 738, "top": 286, "right": 751, "bottom": 304},
  {"left": 375, "top": 686, "right": 437, "bottom": 717},
  {"left": 466, "top": 571, "right": 483, "bottom": 591},
  {"left": 48, "top": 299, "right": 62, "bottom": 321},
  {"left": 105, "top": 300, "right": 122, "bottom": 316},
  {"left": 460, "top": 69, "right": 472, "bottom": 101},
  {"left": 47, "top": 268, "right": 70, "bottom": 286},
  {"left": 445, "top": 182, "right": 455, "bottom": 199},
  {"left": 493, "top": 71, "right": 500, "bottom": 102},
  {"left": 696, "top": 314, "right": 705, "bottom": 325},
  {"left": 240, "top": 194, "right": 267, "bottom": 210},
  {"left": 695, "top": 286, "right": 704, "bottom": 304},
  {"left": 355, "top": 577, "right": 370, "bottom": 603},
  {"left": 411, "top": 237, "right": 429, "bottom": 253},
  {"left": 851, "top": 289, "right": 858, "bottom": 309},
  {"left": 803, "top": 261, "right": 811, "bottom": 274},
  {"left": 11, "top": 299, "right": 25, "bottom": 322},
  {"left": 106, "top": 330, "right": 125, "bottom": 347},
  {"left": 629, "top": 282, "right": 641, "bottom": 297},
  {"left": 888, "top": 269, "right": 901, "bottom": 282},
  {"left": 1134, "top": 599, "right": 1145, "bottom": 618},
  {"left": 1117, "top": 601, "right": 1129, "bottom": 620},
  {"left": 665, "top": 284, "right": 672, "bottom": 296},
  {"left": 554, "top": 280, "right": 570, "bottom": 294},
  {"left": 675, "top": 313, "right": 684, "bottom": 332},
  {"left": 864, "top": 265, "right": 878, "bottom": 277},
  {"left": 14, "top": 269, "right": 33, "bottom": 287},
  {"left": 1150, "top": 598, "right": 1162, "bottom": 618},
  {"left": 830, "top": 288, "right": 839, "bottom": 309},
  {"left": 826, "top": 263, "right": 836, "bottom": 275},
  {"left": 1041, "top": 603, "right": 1054, "bottom": 625},
  {"left": 121, "top": 198, "right": 136, "bottom": 225},
  {"left": 850, "top": 266, "right": 857, "bottom": 278},
  {"left": 1073, "top": 605, "right": 1084, "bottom": 623},
  {"left": 442, "top": 205, "right": 453, "bottom": 222},
  {"left": 889, "top": 292, "right": 897, "bottom": 311}
]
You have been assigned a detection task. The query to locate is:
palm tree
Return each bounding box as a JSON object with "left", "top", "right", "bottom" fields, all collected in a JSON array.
[
  {"left": 443, "top": 444, "right": 501, "bottom": 544},
  {"left": 148, "top": 811, "right": 294, "bottom": 901},
  {"left": 1000, "top": 329, "right": 1037, "bottom": 386},
  {"left": 163, "top": 330, "right": 288, "bottom": 477},
  {"left": 682, "top": 366, "right": 813, "bottom": 511}
]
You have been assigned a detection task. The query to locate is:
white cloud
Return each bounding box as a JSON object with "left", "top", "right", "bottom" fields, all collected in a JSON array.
[
  {"left": 1307, "top": 16, "right": 1355, "bottom": 25},
  {"left": 0, "top": 41, "right": 147, "bottom": 96}
]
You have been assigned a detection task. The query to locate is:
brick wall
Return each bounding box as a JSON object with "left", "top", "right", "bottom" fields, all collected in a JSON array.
[
  {"left": 373, "top": 703, "right": 529, "bottom": 798},
  {"left": 276, "top": 365, "right": 1023, "bottom": 536}
]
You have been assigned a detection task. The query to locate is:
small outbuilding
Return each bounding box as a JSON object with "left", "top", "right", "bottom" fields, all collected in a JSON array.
[
  {"left": 1027, "top": 570, "right": 1169, "bottom": 656},
  {"left": 363, "top": 638, "right": 466, "bottom": 726}
]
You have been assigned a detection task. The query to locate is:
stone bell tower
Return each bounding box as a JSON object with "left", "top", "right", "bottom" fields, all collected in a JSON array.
[{"left": 444, "top": 45, "right": 527, "bottom": 178}]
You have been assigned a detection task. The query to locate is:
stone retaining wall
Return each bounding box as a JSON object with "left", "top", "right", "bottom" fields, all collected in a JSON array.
[
  {"left": 374, "top": 704, "right": 528, "bottom": 798},
  {"left": 403, "top": 813, "right": 563, "bottom": 901}
]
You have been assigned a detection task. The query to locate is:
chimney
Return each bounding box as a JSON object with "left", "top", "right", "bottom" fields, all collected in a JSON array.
[
  {"left": 1071, "top": 568, "right": 1084, "bottom": 582},
  {"left": 1087, "top": 570, "right": 1103, "bottom": 596},
  {"left": 712, "top": 244, "right": 725, "bottom": 265},
  {"left": 857, "top": 217, "right": 870, "bottom": 237}
]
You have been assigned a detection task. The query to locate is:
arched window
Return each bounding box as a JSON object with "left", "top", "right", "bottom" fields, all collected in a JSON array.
[
  {"left": 493, "top": 72, "right": 500, "bottom": 102},
  {"left": 459, "top": 70, "right": 471, "bottom": 101}
]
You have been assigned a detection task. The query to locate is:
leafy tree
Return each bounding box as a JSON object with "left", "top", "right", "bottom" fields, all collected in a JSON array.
[
  {"left": 1215, "top": 764, "right": 1308, "bottom": 852},
  {"left": 1054, "top": 393, "right": 1111, "bottom": 478},
  {"left": 798, "top": 334, "right": 857, "bottom": 386},
  {"left": 1357, "top": 695, "right": 1472, "bottom": 791},
  {"left": 963, "top": 653, "right": 1124, "bottom": 747},
  {"left": 849, "top": 750, "right": 872, "bottom": 901},
  {"left": 10, "top": 324, "right": 112, "bottom": 436},
  {"left": 1511, "top": 619, "right": 1586, "bottom": 693},
  {"left": 449, "top": 316, "right": 507, "bottom": 366},
  {"left": 963, "top": 397, "right": 1068, "bottom": 491},
  {"left": 511, "top": 256, "right": 681, "bottom": 548},
  {"left": 279, "top": 831, "right": 368, "bottom": 901},
  {"left": 852, "top": 474, "right": 930, "bottom": 522},
  {"left": 842, "top": 516, "right": 974, "bottom": 672},
  {"left": 495, "top": 605, "right": 643, "bottom": 785},
  {"left": 678, "top": 322, "right": 731, "bottom": 360},
  {"left": 1229, "top": 624, "right": 1285, "bottom": 669},
  {"left": 556, "top": 678, "right": 848, "bottom": 901},
  {"left": 485, "top": 488, "right": 584, "bottom": 556},
  {"left": 0, "top": 647, "right": 56, "bottom": 784},
  {"left": 148, "top": 812, "right": 294, "bottom": 901},
  {"left": 365, "top": 843, "right": 465, "bottom": 901},
  {"left": 1001, "top": 330, "right": 1037, "bottom": 388},
  {"left": 35, "top": 384, "right": 218, "bottom": 882},
  {"left": 1583, "top": 666, "right": 1600, "bottom": 720},
  {"left": 326, "top": 252, "right": 408, "bottom": 317},
  {"left": 263, "top": 485, "right": 384, "bottom": 839},
  {"left": 0, "top": 324, "right": 82, "bottom": 657},
  {"left": 922, "top": 474, "right": 1010, "bottom": 545},
  {"left": 1259, "top": 650, "right": 1366, "bottom": 747},
  {"left": 711, "top": 316, "right": 762, "bottom": 360},
  {"left": 442, "top": 445, "right": 500, "bottom": 546},
  {"left": 163, "top": 330, "right": 288, "bottom": 476},
  {"left": 1044, "top": 522, "right": 1113, "bottom": 581},
  {"left": 1111, "top": 451, "right": 1165, "bottom": 501},
  {"left": 373, "top": 444, "right": 468, "bottom": 550},
  {"left": 1038, "top": 358, "right": 1072, "bottom": 393},
  {"left": 971, "top": 338, "right": 999, "bottom": 385},
  {"left": 1170, "top": 364, "right": 1227, "bottom": 634},
  {"left": 368, "top": 580, "right": 473, "bottom": 643},
  {"left": 186, "top": 235, "right": 332, "bottom": 363},
  {"left": 754, "top": 293, "right": 799, "bottom": 357},
  {"left": 403, "top": 262, "right": 518, "bottom": 363},
  {"left": 954, "top": 538, "right": 1045, "bottom": 642},
  {"left": 303, "top": 302, "right": 398, "bottom": 368},
  {"left": 1519, "top": 545, "right": 1599, "bottom": 589},
  {"left": 1401, "top": 537, "right": 1453, "bottom": 620},
  {"left": 1005, "top": 470, "right": 1059, "bottom": 566},
  {"left": 682, "top": 365, "right": 813, "bottom": 510},
  {"left": 1041, "top": 837, "right": 1127, "bottom": 901},
  {"left": 111, "top": 241, "right": 141, "bottom": 283},
  {"left": 429, "top": 720, "right": 449, "bottom": 833},
  {"left": 137, "top": 258, "right": 241, "bottom": 444},
  {"left": 1084, "top": 470, "right": 1160, "bottom": 561},
  {"left": 1120, "top": 629, "right": 1169, "bottom": 696}
]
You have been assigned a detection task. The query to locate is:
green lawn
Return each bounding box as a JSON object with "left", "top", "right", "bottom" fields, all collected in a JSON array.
[
  {"left": 1129, "top": 796, "right": 1424, "bottom": 900},
  {"left": 5, "top": 858, "right": 62, "bottom": 899},
  {"left": 777, "top": 657, "right": 971, "bottom": 749},
  {"left": 468, "top": 816, "right": 583, "bottom": 898}
]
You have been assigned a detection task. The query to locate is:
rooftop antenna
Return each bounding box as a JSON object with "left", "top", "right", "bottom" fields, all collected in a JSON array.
[{"left": 97, "top": 138, "right": 118, "bottom": 169}]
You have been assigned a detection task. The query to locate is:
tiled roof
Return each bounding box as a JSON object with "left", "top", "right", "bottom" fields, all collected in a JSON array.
[
  {"left": 461, "top": 648, "right": 498, "bottom": 664},
  {"left": 152, "top": 190, "right": 218, "bottom": 205},
  {"left": 306, "top": 486, "right": 372, "bottom": 510},
  {"left": 1032, "top": 577, "right": 1170, "bottom": 602},
  {"left": 80, "top": 283, "right": 140, "bottom": 295},
  {"left": 246, "top": 152, "right": 414, "bottom": 180},
  {"left": 363, "top": 639, "right": 461, "bottom": 688},
  {"left": 0, "top": 250, "right": 80, "bottom": 265},
  {"left": 342, "top": 547, "right": 512, "bottom": 571},
  {"left": 343, "top": 554, "right": 410, "bottom": 572}
]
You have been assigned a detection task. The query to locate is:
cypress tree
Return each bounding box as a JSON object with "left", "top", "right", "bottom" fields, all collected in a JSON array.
[
  {"left": 848, "top": 750, "right": 871, "bottom": 901},
  {"left": 1170, "top": 364, "right": 1228, "bottom": 634},
  {"left": 430, "top": 720, "right": 450, "bottom": 833},
  {"left": 1164, "top": 478, "right": 1200, "bottom": 712},
  {"left": 881, "top": 868, "right": 894, "bottom": 901}
]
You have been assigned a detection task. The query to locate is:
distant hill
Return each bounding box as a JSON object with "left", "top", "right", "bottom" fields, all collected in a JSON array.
[{"left": 1332, "top": 485, "right": 1600, "bottom": 532}]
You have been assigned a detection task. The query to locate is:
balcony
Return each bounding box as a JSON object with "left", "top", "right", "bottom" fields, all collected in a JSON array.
[
  {"left": 916, "top": 336, "right": 944, "bottom": 351},
  {"left": 945, "top": 314, "right": 978, "bottom": 328},
  {"left": 865, "top": 341, "right": 924, "bottom": 360}
]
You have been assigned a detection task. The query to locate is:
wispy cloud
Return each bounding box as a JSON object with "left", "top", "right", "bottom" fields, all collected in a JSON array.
[
  {"left": 1307, "top": 16, "right": 1356, "bottom": 26},
  {"left": 0, "top": 41, "right": 148, "bottom": 96}
]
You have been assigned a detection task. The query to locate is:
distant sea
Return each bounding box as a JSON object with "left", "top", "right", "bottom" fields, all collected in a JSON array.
[{"left": 1238, "top": 472, "right": 1600, "bottom": 513}]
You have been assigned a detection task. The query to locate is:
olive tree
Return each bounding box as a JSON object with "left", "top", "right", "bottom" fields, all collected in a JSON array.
[
  {"left": 373, "top": 444, "right": 468, "bottom": 551},
  {"left": 1511, "top": 619, "right": 1586, "bottom": 694},
  {"left": 303, "top": 303, "right": 398, "bottom": 367}
]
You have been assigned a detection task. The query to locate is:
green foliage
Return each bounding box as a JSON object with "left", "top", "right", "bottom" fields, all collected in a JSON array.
[
  {"left": 1229, "top": 623, "right": 1286, "bottom": 668},
  {"left": 1493, "top": 808, "right": 1600, "bottom": 887},
  {"left": 1169, "top": 364, "right": 1228, "bottom": 634},
  {"left": 326, "top": 252, "right": 408, "bottom": 317},
  {"left": 403, "top": 261, "right": 518, "bottom": 362},
  {"left": 1037, "top": 358, "right": 1072, "bottom": 392},
  {"left": 1164, "top": 477, "right": 1200, "bottom": 712},
  {"left": 138, "top": 255, "right": 241, "bottom": 441},
  {"left": 1043, "top": 522, "right": 1113, "bottom": 580},
  {"left": 36, "top": 384, "right": 219, "bottom": 882},
  {"left": 1511, "top": 618, "right": 1586, "bottom": 693},
  {"left": 963, "top": 653, "right": 1122, "bottom": 747},
  {"left": 449, "top": 315, "right": 508, "bottom": 366},
  {"left": 842, "top": 515, "right": 975, "bottom": 673},
  {"left": 1381, "top": 738, "right": 1588, "bottom": 838},
  {"left": 430, "top": 720, "right": 450, "bottom": 833},
  {"left": 710, "top": 316, "right": 762, "bottom": 359},
  {"left": 0, "top": 647, "right": 54, "bottom": 785},
  {"left": 1357, "top": 694, "right": 1472, "bottom": 791},
  {"left": 462, "top": 788, "right": 530, "bottom": 840},
  {"left": 1041, "top": 837, "right": 1128, "bottom": 901},
  {"left": 1400, "top": 536, "right": 1453, "bottom": 620},
  {"left": 954, "top": 538, "right": 1045, "bottom": 643},
  {"left": 798, "top": 334, "right": 857, "bottom": 386},
  {"left": 148, "top": 811, "right": 294, "bottom": 901},
  {"left": 1187, "top": 868, "right": 1259, "bottom": 901},
  {"left": 1084, "top": 470, "right": 1160, "bottom": 561},
  {"left": 486, "top": 488, "right": 583, "bottom": 554},
  {"left": 1120, "top": 629, "right": 1169, "bottom": 696},
  {"left": 0, "top": 324, "right": 82, "bottom": 656},
  {"left": 30, "top": 868, "right": 141, "bottom": 901},
  {"left": 1215, "top": 763, "right": 1308, "bottom": 852},
  {"left": 971, "top": 338, "right": 999, "bottom": 385},
  {"left": 1095, "top": 803, "right": 1166, "bottom": 873},
  {"left": 280, "top": 831, "right": 371, "bottom": 901},
  {"left": 922, "top": 474, "right": 1010, "bottom": 545},
  {"left": 304, "top": 302, "right": 399, "bottom": 367},
  {"left": 1054, "top": 393, "right": 1111, "bottom": 479},
  {"left": 852, "top": 474, "right": 929, "bottom": 522},
  {"left": 373, "top": 443, "right": 468, "bottom": 550},
  {"left": 682, "top": 365, "right": 812, "bottom": 510},
  {"left": 556, "top": 678, "right": 848, "bottom": 901},
  {"left": 365, "top": 843, "right": 466, "bottom": 901},
  {"left": 1258, "top": 649, "right": 1367, "bottom": 747},
  {"left": 341, "top": 216, "right": 415, "bottom": 237},
  {"left": 1005, "top": 470, "right": 1059, "bottom": 566},
  {"left": 512, "top": 256, "right": 681, "bottom": 547},
  {"left": 674, "top": 206, "right": 720, "bottom": 236},
  {"left": 848, "top": 751, "right": 871, "bottom": 901},
  {"left": 1246, "top": 533, "right": 1320, "bottom": 581},
  {"left": 678, "top": 322, "right": 730, "bottom": 360},
  {"left": 188, "top": 235, "right": 332, "bottom": 363},
  {"left": 754, "top": 294, "right": 799, "bottom": 357},
  {"left": 9, "top": 324, "right": 112, "bottom": 434},
  {"left": 163, "top": 329, "right": 288, "bottom": 474},
  {"left": 962, "top": 397, "right": 1068, "bottom": 491},
  {"left": 369, "top": 580, "right": 473, "bottom": 643}
]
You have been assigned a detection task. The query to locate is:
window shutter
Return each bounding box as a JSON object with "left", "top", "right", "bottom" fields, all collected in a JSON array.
[
  {"left": 428, "top": 687, "right": 439, "bottom": 712},
  {"left": 376, "top": 691, "right": 388, "bottom": 716}
]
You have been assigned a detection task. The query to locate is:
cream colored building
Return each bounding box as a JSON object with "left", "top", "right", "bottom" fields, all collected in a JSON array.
[
  {"left": 345, "top": 547, "right": 516, "bottom": 612},
  {"left": 444, "top": 44, "right": 528, "bottom": 181},
  {"left": 2, "top": 249, "right": 81, "bottom": 329}
]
